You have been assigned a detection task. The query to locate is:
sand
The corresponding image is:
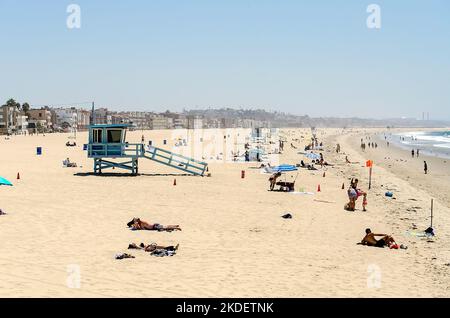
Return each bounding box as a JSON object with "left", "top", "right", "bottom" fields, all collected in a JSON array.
[{"left": 1, "top": 128, "right": 449, "bottom": 297}]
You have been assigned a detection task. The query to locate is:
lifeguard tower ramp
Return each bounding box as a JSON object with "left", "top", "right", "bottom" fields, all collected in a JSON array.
[
  {"left": 87, "top": 124, "right": 207, "bottom": 176},
  {"left": 143, "top": 146, "right": 207, "bottom": 176}
]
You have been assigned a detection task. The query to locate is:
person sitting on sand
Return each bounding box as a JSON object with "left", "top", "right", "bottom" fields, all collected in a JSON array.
[
  {"left": 127, "top": 218, "right": 182, "bottom": 232},
  {"left": 63, "top": 158, "right": 78, "bottom": 168},
  {"left": 269, "top": 172, "right": 282, "bottom": 191},
  {"left": 345, "top": 186, "right": 358, "bottom": 211},
  {"left": 345, "top": 156, "right": 351, "bottom": 164},
  {"left": 0, "top": 209, "right": 6, "bottom": 215},
  {"left": 361, "top": 229, "right": 397, "bottom": 248}
]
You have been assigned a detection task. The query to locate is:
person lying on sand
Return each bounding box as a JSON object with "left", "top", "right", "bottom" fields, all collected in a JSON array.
[
  {"left": 115, "top": 253, "right": 135, "bottom": 260},
  {"left": 0, "top": 209, "right": 6, "bottom": 215},
  {"left": 128, "top": 242, "right": 179, "bottom": 252},
  {"left": 361, "top": 229, "right": 397, "bottom": 248},
  {"left": 127, "top": 218, "right": 182, "bottom": 232}
]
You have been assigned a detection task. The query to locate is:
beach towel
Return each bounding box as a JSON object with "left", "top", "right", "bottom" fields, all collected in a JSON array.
[
  {"left": 150, "top": 249, "right": 176, "bottom": 257},
  {"left": 289, "top": 191, "right": 314, "bottom": 195}
]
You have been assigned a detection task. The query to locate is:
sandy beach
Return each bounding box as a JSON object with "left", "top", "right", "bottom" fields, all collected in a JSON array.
[{"left": 1, "top": 128, "right": 450, "bottom": 297}]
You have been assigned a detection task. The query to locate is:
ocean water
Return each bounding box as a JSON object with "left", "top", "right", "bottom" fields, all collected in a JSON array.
[{"left": 382, "top": 131, "right": 450, "bottom": 159}]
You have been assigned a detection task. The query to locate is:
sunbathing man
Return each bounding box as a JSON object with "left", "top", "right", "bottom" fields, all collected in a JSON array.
[
  {"left": 361, "top": 229, "right": 397, "bottom": 248},
  {"left": 127, "top": 218, "right": 182, "bottom": 232}
]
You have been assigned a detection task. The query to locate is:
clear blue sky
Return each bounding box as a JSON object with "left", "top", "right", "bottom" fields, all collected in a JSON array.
[{"left": 1, "top": 0, "right": 449, "bottom": 119}]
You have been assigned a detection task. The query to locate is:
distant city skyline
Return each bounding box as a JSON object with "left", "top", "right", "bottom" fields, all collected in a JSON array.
[{"left": 1, "top": 1, "right": 449, "bottom": 120}]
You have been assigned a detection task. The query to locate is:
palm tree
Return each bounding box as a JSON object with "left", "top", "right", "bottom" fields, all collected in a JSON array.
[
  {"left": 22, "top": 102, "right": 30, "bottom": 114},
  {"left": 2, "top": 98, "right": 21, "bottom": 110}
]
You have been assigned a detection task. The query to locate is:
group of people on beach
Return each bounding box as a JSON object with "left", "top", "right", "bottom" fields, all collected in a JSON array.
[{"left": 116, "top": 218, "right": 182, "bottom": 260}]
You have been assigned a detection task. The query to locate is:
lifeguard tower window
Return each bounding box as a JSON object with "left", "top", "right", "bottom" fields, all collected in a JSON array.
[
  {"left": 93, "top": 129, "right": 102, "bottom": 143},
  {"left": 107, "top": 129, "right": 122, "bottom": 143}
]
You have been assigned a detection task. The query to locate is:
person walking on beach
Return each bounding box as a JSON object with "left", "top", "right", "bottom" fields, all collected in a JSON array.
[
  {"left": 417, "top": 149, "right": 420, "bottom": 157},
  {"left": 424, "top": 161, "right": 428, "bottom": 174},
  {"left": 411, "top": 149, "right": 415, "bottom": 158}
]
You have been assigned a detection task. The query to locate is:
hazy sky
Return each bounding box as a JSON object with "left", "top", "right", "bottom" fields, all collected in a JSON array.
[{"left": 1, "top": 0, "right": 449, "bottom": 119}]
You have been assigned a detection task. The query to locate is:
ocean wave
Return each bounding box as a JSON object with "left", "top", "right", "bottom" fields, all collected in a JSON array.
[
  {"left": 433, "top": 143, "right": 450, "bottom": 149},
  {"left": 415, "top": 135, "right": 450, "bottom": 143}
]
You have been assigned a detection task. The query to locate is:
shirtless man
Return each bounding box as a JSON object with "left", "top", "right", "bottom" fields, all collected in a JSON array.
[
  {"left": 361, "top": 229, "right": 396, "bottom": 248},
  {"left": 269, "top": 172, "right": 282, "bottom": 191},
  {"left": 127, "top": 218, "right": 182, "bottom": 232}
]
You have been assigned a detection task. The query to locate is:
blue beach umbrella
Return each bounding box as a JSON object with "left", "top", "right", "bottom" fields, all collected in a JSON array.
[
  {"left": 304, "top": 152, "right": 321, "bottom": 160},
  {"left": 0, "top": 176, "right": 13, "bottom": 186}
]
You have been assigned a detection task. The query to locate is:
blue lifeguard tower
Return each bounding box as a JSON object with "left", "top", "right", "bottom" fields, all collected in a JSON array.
[{"left": 87, "top": 124, "right": 208, "bottom": 176}]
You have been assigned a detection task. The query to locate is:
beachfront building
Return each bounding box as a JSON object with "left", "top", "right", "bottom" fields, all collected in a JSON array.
[
  {"left": 0, "top": 105, "right": 21, "bottom": 135},
  {"left": 187, "top": 116, "right": 204, "bottom": 129},
  {"left": 77, "top": 109, "right": 91, "bottom": 130},
  {"left": 27, "top": 109, "right": 53, "bottom": 132},
  {"left": 52, "top": 108, "right": 78, "bottom": 131},
  {"left": 150, "top": 115, "right": 172, "bottom": 130},
  {"left": 173, "top": 116, "right": 187, "bottom": 129},
  {"left": 123, "top": 111, "right": 148, "bottom": 129},
  {"left": 93, "top": 108, "right": 112, "bottom": 125},
  {"left": 16, "top": 114, "right": 29, "bottom": 134}
]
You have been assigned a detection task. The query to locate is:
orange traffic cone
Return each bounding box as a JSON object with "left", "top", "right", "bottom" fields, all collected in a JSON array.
[
  {"left": 173, "top": 179, "right": 177, "bottom": 186},
  {"left": 317, "top": 184, "right": 321, "bottom": 192},
  {"left": 17, "top": 172, "right": 20, "bottom": 180}
]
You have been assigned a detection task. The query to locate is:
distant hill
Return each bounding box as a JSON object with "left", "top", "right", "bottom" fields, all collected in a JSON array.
[{"left": 183, "top": 108, "right": 450, "bottom": 128}]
